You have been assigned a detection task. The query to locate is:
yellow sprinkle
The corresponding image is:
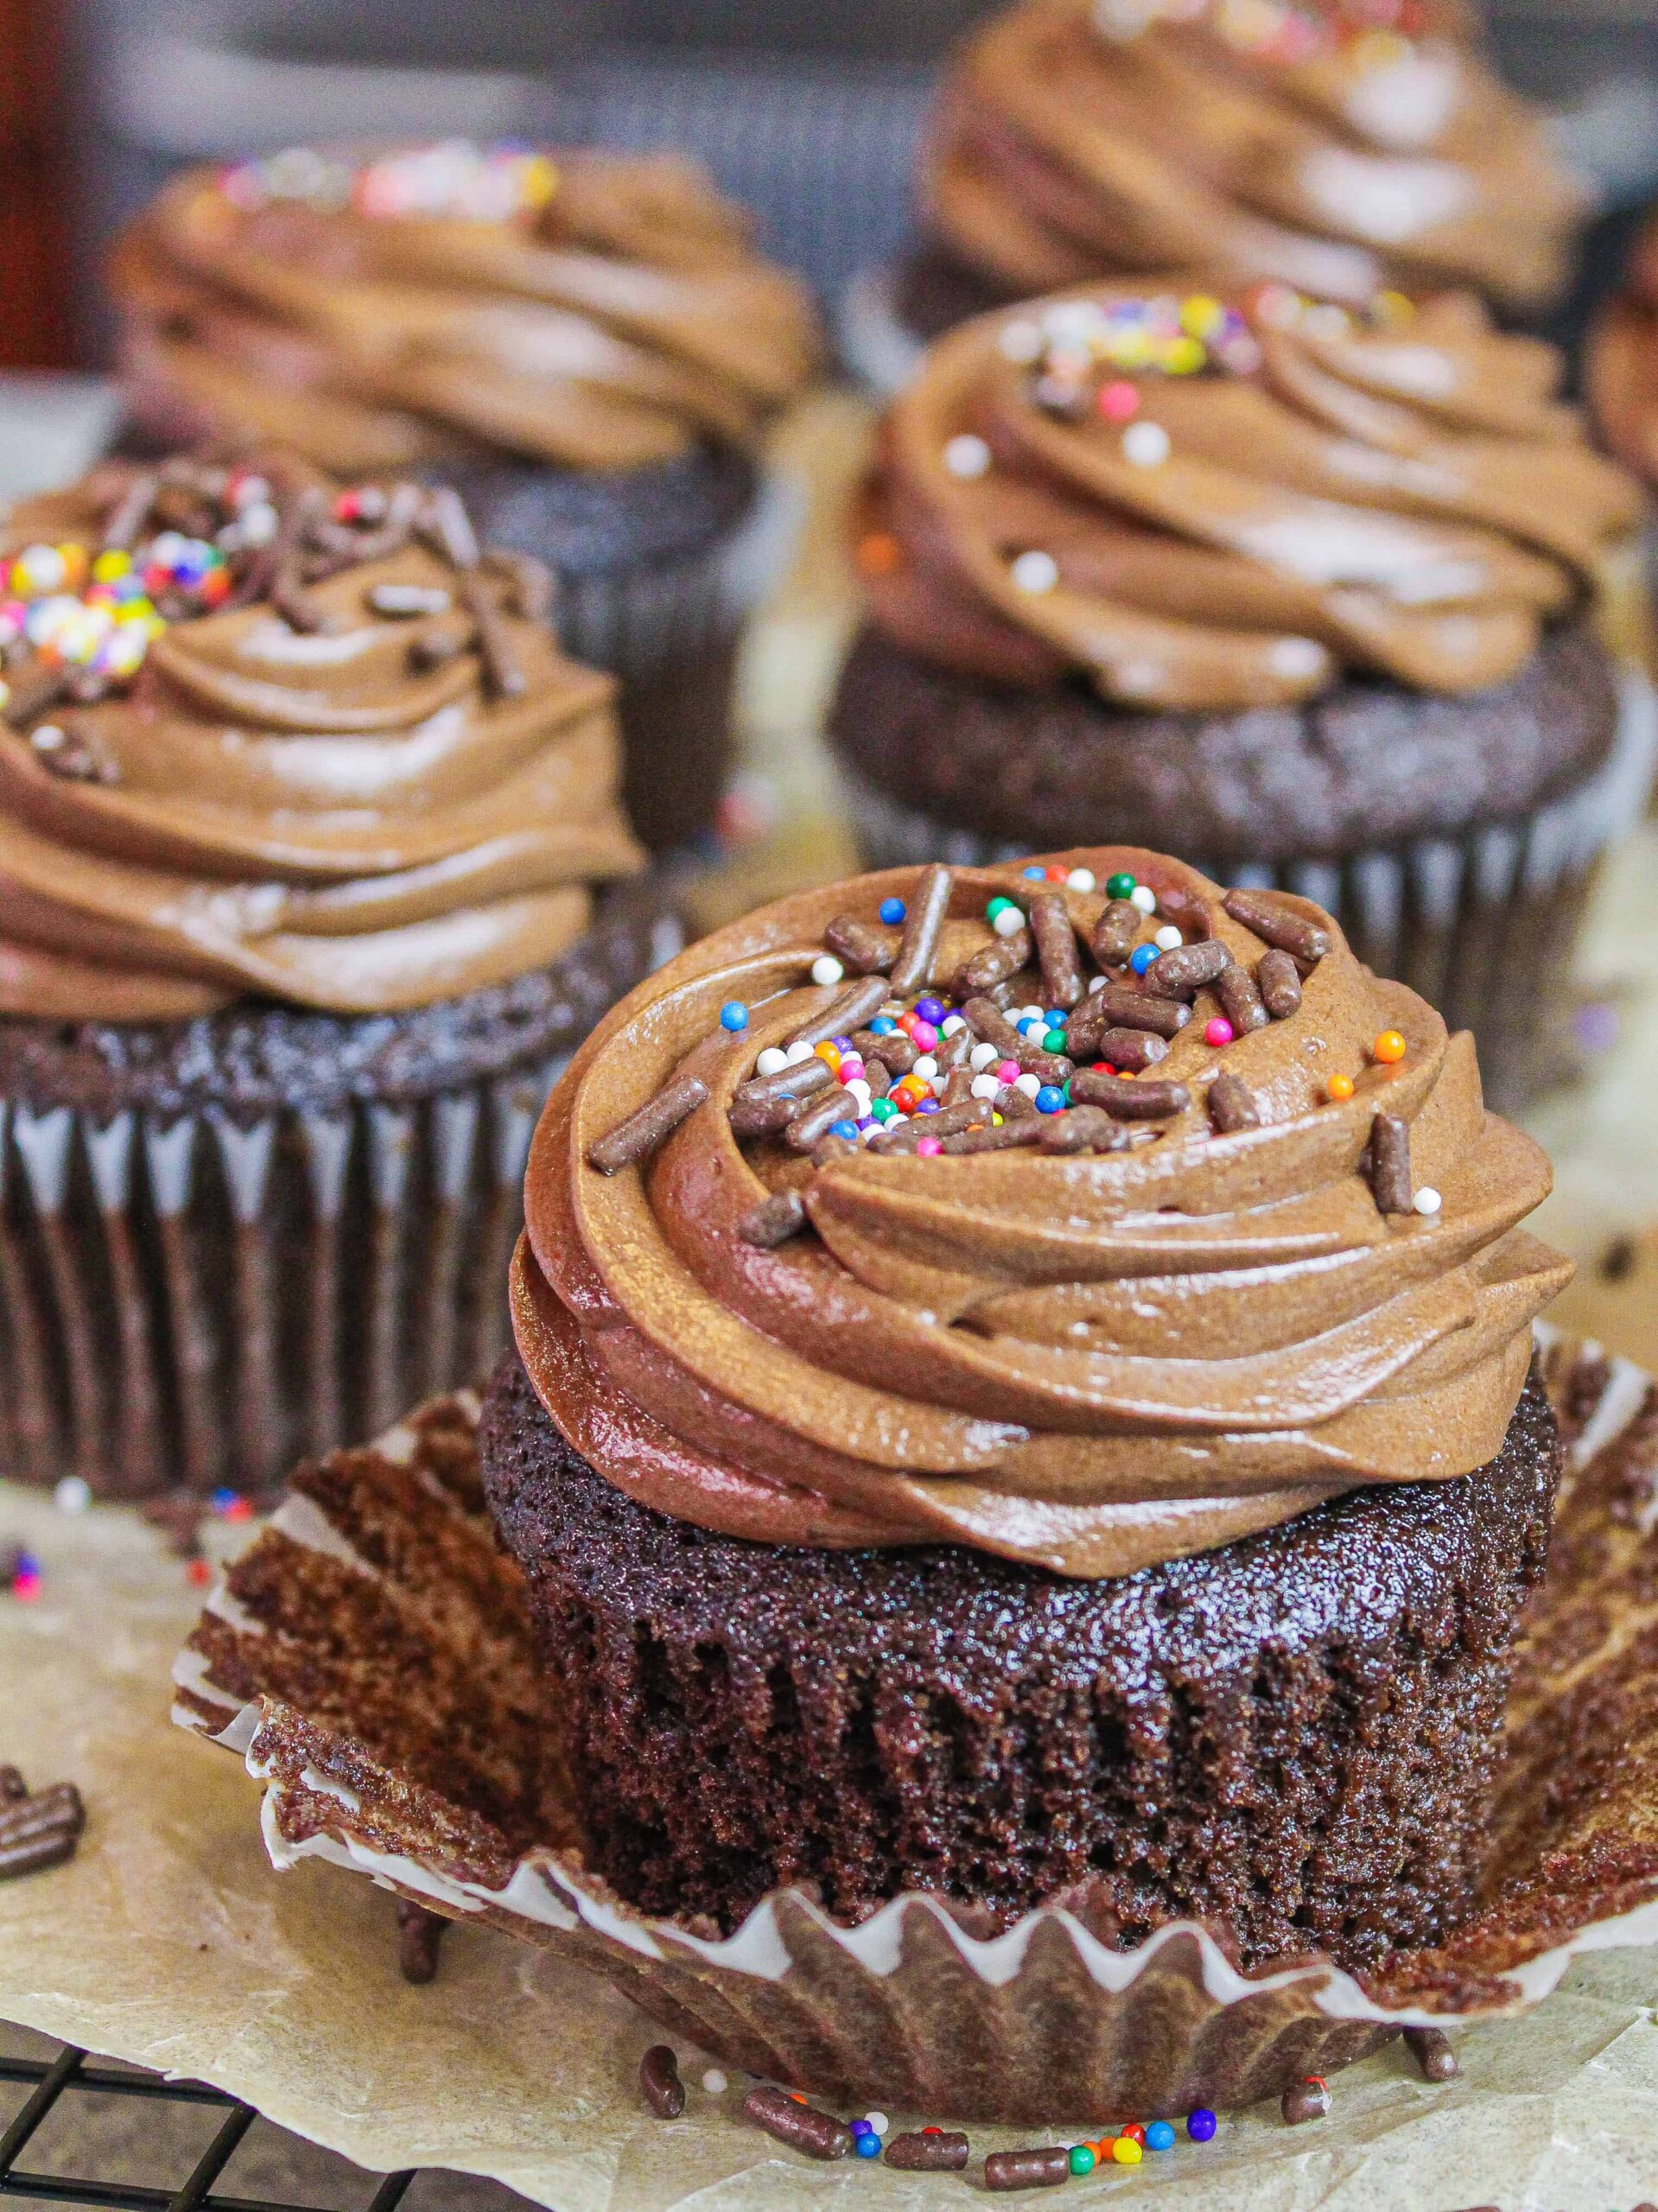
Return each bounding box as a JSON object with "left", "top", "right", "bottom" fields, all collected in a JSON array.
[
  {"left": 92, "top": 550, "right": 133, "bottom": 584},
  {"left": 1181, "top": 295, "right": 1223, "bottom": 340},
  {"left": 1166, "top": 335, "right": 1206, "bottom": 375}
]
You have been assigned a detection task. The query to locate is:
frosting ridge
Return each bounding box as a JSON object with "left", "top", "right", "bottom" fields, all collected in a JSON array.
[
  {"left": 513, "top": 850, "right": 1568, "bottom": 1579},
  {"left": 0, "top": 457, "right": 641, "bottom": 1020},
  {"left": 861, "top": 283, "right": 1638, "bottom": 711}
]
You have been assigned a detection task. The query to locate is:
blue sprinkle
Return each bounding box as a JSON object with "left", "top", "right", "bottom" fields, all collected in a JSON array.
[
  {"left": 849, "top": 2120, "right": 873, "bottom": 2138},
  {"left": 1045, "top": 1009, "right": 1067, "bottom": 1027},
  {"left": 1130, "top": 944, "right": 1159, "bottom": 976},
  {"left": 829, "top": 1121, "right": 860, "bottom": 1142},
  {"left": 1017, "top": 1017, "right": 1042, "bottom": 1039},
  {"left": 1022, "top": 864, "right": 1046, "bottom": 880},
  {"left": 210, "top": 1486, "right": 238, "bottom": 1511},
  {"left": 1034, "top": 1085, "right": 1066, "bottom": 1115},
  {"left": 1186, "top": 2108, "right": 1217, "bottom": 2144},
  {"left": 16, "top": 1550, "right": 40, "bottom": 1578},
  {"left": 854, "top": 2134, "right": 881, "bottom": 2158},
  {"left": 719, "top": 1001, "right": 749, "bottom": 1033},
  {"left": 915, "top": 1097, "right": 941, "bottom": 1116},
  {"left": 879, "top": 898, "right": 906, "bottom": 925},
  {"left": 914, "top": 997, "right": 945, "bottom": 1024},
  {"left": 832, "top": 1036, "right": 854, "bottom": 1052},
  {"left": 856, "top": 1117, "right": 879, "bottom": 1134},
  {"left": 869, "top": 1015, "right": 897, "bottom": 1035},
  {"left": 1145, "top": 2120, "right": 1176, "bottom": 2153}
]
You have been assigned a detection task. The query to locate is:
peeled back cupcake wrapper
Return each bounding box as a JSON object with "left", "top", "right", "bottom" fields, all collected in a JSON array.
[
  {"left": 171, "top": 1332, "right": 1658, "bottom": 2127},
  {"left": 841, "top": 670, "right": 1658, "bottom": 1116}
]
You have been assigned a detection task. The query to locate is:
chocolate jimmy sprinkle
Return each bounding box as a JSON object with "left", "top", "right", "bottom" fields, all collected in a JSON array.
[
  {"left": 396, "top": 1898, "right": 445, "bottom": 1986},
  {"left": 997, "top": 1082, "right": 1040, "bottom": 1122},
  {"left": 965, "top": 998, "right": 1071, "bottom": 1085},
  {"left": 0, "top": 1773, "right": 86, "bottom": 1880},
  {"left": 1028, "top": 893, "right": 1085, "bottom": 1008},
  {"left": 1093, "top": 1027, "right": 1170, "bottom": 1074},
  {"left": 739, "top": 1189, "right": 810, "bottom": 1245},
  {"left": 785, "top": 1090, "right": 856, "bottom": 1154},
  {"left": 873, "top": 1097, "right": 983, "bottom": 1152},
  {"left": 787, "top": 974, "right": 890, "bottom": 1051},
  {"left": 1039, "top": 1104, "right": 1128, "bottom": 1154},
  {"left": 1147, "top": 939, "right": 1232, "bottom": 1000},
  {"left": 1281, "top": 2076, "right": 1330, "bottom": 2126},
  {"left": 1080, "top": 983, "right": 1191, "bottom": 1039},
  {"left": 1208, "top": 1072, "right": 1261, "bottom": 1134},
  {"left": 1154, "top": 883, "right": 1213, "bottom": 938},
  {"left": 1403, "top": 2026, "right": 1460, "bottom": 2081},
  {"left": 852, "top": 1027, "right": 918, "bottom": 1076},
  {"left": 864, "top": 1056, "right": 892, "bottom": 1100},
  {"left": 1071, "top": 1070, "right": 1191, "bottom": 1120},
  {"left": 812, "top": 1132, "right": 859, "bottom": 1167},
  {"left": 588, "top": 1073, "right": 710, "bottom": 1174},
  {"left": 29, "top": 722, "right": 120, "bottom": 785},
  {"left": 941, "top": 1118, "right": 1045, "bottom": 1154},
  {"left": 741, "top": 2086, "right": 853, "bottom": 2159},
  {"left": 1223, "top": 889, "right": 1331, "bottom": 967},
  {"left": 884, "top": 2131, "right": 970, "bottom": 2171},
  {"left": 934, "top": 1024, "right": 974, "bottom": 1072},
  {"left": 1369, "top": 1114, "right": 1414, "bottom": 1215},
  {"left": 984, "top": 2145, "right": 1071, "bottom": 2191},
  {"left": 1257, "top": 948, "right": 1304, "bottom": 1020},
  {"left": 729, "top": 1058, "right": 833, "bottom": 1137},
  {"left": 890, "top": 864, "right": 953, "bottom": 993},
  {"left": 485, "top": 545, "right": 556, "bottom": 623},
  {"left": 1092, "top": 898, "right": 1143, "bottom": 969},
  {"left": 954, "top": 926, "right": 1032, "bottom": 1000},
  {"left": 100, "top": 468, "right": 160, "bottom": 553},
  {"left": 639, "top": 2045, "right": 686, "bottom": 2120},
  {"left": 823, "top": 914, "right": 900, "bottom": 975},
  {"left": 1217, "top": 962, "right": 1269, "bottom": 1035}
]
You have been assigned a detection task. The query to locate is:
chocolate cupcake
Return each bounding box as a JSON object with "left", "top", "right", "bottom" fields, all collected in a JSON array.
[
  {"left": 0, "top": 453, "right": 670, "bottom": 1500},
  {"left": 843, "top": 0, "right": 1586, "bottom": 393},
  {"left": 484, "top": 849, "right": 1570, "bottom": 1964},
  {"left": 109, "top": 143, "right": 823, "bottom": 850},
  {"left": 828, "top": 284, "right": 1648, "bottom": 1109},
  {"left": 1590, "top": 211, "right": 1658, "bottom": 512}
]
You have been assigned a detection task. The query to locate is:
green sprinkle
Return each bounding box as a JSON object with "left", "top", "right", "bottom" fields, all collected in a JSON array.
[
  {"left": 1106, "top": 872, "right": 1137, "bottom": 901},
  {"left": 870, "top": 1098, "right": 899, "bottom": 1124},
  {"left": 1069, "top": 2145, "right": 1096, "bottom": 2175},
  {"left": 1043, "top": 1028, "right": 1068, "bottom": 1054},
  {"left": 986, "top": 895, "right": 1015, "bottom": 922}
]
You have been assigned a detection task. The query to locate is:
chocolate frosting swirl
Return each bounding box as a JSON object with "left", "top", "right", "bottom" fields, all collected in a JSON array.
[
  {"left": 927, "top": 0, "right": 1585, "bottom": 314},
  {"left": 512, "top": 850, "right": 1568, "bottom": 1580},
  {"left": 861, "top": 284, "right": 1638, "bottom": 711},
  {"left": 1589, "top": 212, "right": 1658, "bottom": 493},
  {"left": 111, "top": 148, "right": 821, "bottom": 475},
  {"left": 0, "top": 461, "right": 641, "bottom": 1021}
]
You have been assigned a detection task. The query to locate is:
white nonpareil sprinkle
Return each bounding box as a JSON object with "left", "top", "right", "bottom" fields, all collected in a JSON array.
[
  {"left": 810, "top": 954, "right": 845, "bottom": 987},
  {"left": 1122, "top": 420, "right": 1172, "bottom": 467},
  {"left": 912, "top": 1056, "right": 939, "bottom": 1081},
  {"left": 1089, "top": 975, "right": 1107, "bottom": 993},
  {"left": 1014, "top": 1072, "right": 1042, "bottom": 1100},
  {"left": 971, "top": 1073, "right": 1002, "bottom": 1101},
  {"left": 702, "top": 2070, "right": 728, "bottom": 2094},
  {"left": 1154, "top": 925, "right": 1184, "bottom": 951},
  {"left": 941, "top": 1014, "right": 967, "bottom": 1035},
  {"left": 944, "top": 434, "right": 992, "bottom": 480},
  {"left": 1011, "top": 550, "right": 1059, "bottom": 596},
  {"left": 784, "top": 1039, "right": 815, "bottom": 1065},
  {"left": 54, "top": 1476, "right": 92, "bottom": 1515},
  {"left": 993, "top": 906, "right": 1026, "bottom": 938},
  {"left": 866, "top": 2113, "right": 891, "bottom": 2137},
  {"left": 1066, "top": 868, "right": 1096, "bottom": 893},
  {"left": 1414, "top": 1187, "right": 1444, "bottom": 1217},
  {"left": 755, "top": 1047, "right": 789, "bottom": 1078},
  {"left": 1017, "top": 1004, "right": 1045, "bottom": 1025},
  {"left": 970, "top": 1041, "right": 1001, "bottom": 1072},
  {"left": 1130, "top": 885, "right": 1158, "bottom": 913},
  {"left": 999, "top": 318, "right": 1045, "bottom": 365}
]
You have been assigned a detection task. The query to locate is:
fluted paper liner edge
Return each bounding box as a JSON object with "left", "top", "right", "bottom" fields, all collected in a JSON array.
[{"left": 170, "top": 1330, "right": 1658, "bottom": 2126}]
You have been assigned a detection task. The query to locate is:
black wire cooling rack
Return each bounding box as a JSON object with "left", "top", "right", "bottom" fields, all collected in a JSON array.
[{"left": 0, "top": 2048, "right": 416, "bottom": 2212}]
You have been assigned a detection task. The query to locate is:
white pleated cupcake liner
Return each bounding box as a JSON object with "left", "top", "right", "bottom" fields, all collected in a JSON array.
[
  {"left": 171, "top": 1332, "right": 1658, "bottom": 2125},
  {"left": 841, "top": 670, "right": 1657, "bottom": 1112}
]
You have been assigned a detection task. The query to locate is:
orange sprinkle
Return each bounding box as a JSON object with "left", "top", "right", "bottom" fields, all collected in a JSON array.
[
  {"left": 1327, "top": 1073, "right": 1356, "bottom": 1102},
  {"left": 815, "top": 1040, "right": 842, "bottom": 1070},
  {"left": 857, "top": 531, "right": 903, "bottom": 578},
  {"left": 1372, "top": 1030, "right": 1407, "bottom": 1065}
]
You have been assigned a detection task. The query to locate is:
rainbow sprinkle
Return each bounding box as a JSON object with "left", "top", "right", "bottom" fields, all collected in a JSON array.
[{"left": 219, "top": 140, "right": 560, "bottom": 225}]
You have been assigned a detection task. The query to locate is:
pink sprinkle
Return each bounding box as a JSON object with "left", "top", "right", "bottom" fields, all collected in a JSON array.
[
  {"left": 837, "top": 1058, "right": 866, "bottom": 1084},
  {"left": 910, "top": 1021, "right": 938, "bottom": 1051},
  {"left": 916, "top": 1136, "right": 943, "bottom": 1157},
  {"left": 995, "top": 1059, "right": 1021, "bottom": 1084},
  {"left": 1099, "top": 380, "right": 1140, "bottom": 423},
  {"left": 1205, "top": 1018, "right": 1236, "bottom": 1047}
]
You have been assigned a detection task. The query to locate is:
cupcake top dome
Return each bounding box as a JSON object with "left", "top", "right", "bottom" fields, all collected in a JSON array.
[
  {"left": 111, "top": 143, "right": 823, "bottom": 477},
  {"left": 0, "top": 454, "right": 641, "bottom": 1021},
  {"left": 516, "top": 849, "right": 1569, "bottom": 1580},
  {"left": 857, "top": 283, "right": 1639, "bottom": 713},
  {"left": 926, "top": 0, "right": 1585, "bottom": 315}
]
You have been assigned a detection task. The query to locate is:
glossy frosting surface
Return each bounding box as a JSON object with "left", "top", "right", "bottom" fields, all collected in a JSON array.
[
  {"left": 927, "top": 0, "right": 1584, "bottom": 313},
  {"left": 514, "top": 849, "right": 1567, "bottom": 1578},
  {"left": 861, "top": 283, "right": 1637, "bottom": 713},
  {"left": 1589, "top": 213, "right": 1658, "bottom": 493},
  {"left": 111, "top": 146, "right": 821, "bottom": 474},
  {"left": 0, "top": 460, "right": 641, "bottom": 1020}
]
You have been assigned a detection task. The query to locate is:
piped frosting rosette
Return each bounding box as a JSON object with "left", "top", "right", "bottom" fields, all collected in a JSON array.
[
  {"left": 514, "top": 849, "right": 1569, "bottom": 1580},
  {"left": 111, "top": 144, "right": 822, "bottom": 475},
  {"left": 0, "top": 457, "right": 642, "bottom": 1022},
  {"left": 861, "top": 282, "right": 1640, "bottom": 714},
  {"left": 926, "top": 0, "right": 1585, "bottom": 315}
]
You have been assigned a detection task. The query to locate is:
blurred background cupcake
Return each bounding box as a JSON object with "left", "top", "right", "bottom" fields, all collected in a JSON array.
[
  {"left": 108, "top": 142, "right": 823, "bottom": 851},
  {"left": 843, "top": 0, "right": 1590, "bottom": 393},
  {"left": 0, "top": 451, "right": 674, "bottom": 1500},
  {"left": 828, "top": 281, "right": 1648, "bottom": 1109}
]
